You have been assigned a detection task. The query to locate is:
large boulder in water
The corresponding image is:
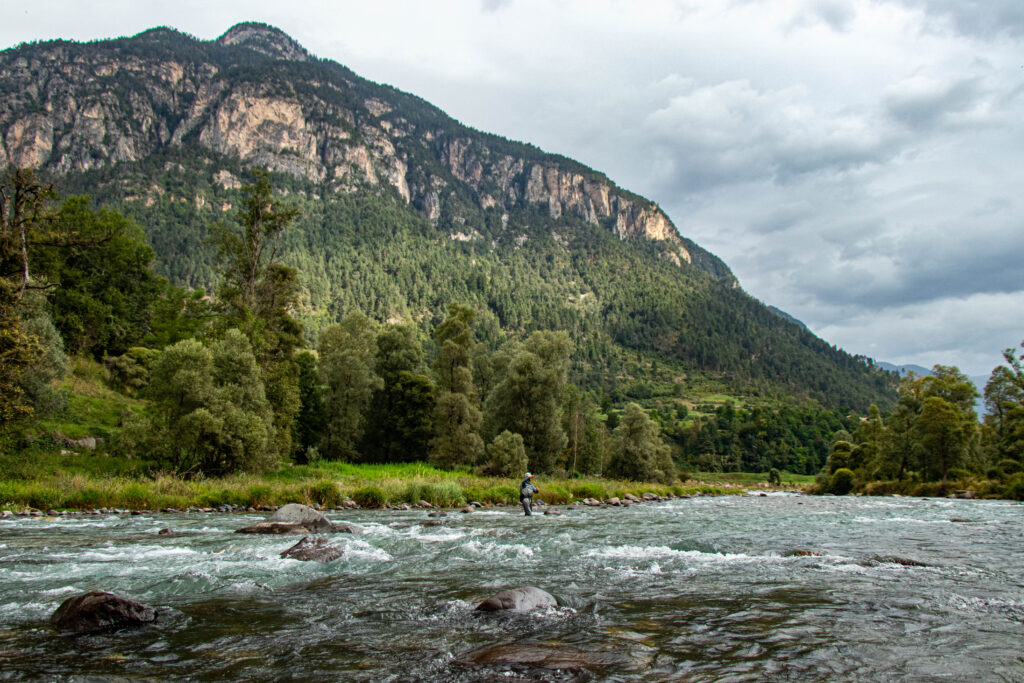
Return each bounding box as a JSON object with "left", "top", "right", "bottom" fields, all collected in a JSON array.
[
  {"left": 236, "top": 503, "right": 354, "bottom": 534},
  {"left": 51, "top": 591, "right": 156, "bottom": 633},
  {"left": 476, "top": 586, "right": 557, "bottom": 613},
  {"left": 280, "top": 536, "right": 344, "bottom": 562}
]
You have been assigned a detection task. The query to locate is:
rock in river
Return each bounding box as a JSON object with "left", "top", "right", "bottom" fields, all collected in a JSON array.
[
  {"left": 236, "top": 503, "right": 354, "bottom": 534},
  {"left": 475, "top": 586, "right": 557, "bottom": 613},
  {"left": 51, "top": 591, "right": 156, "bottom": 633},
  {"left": 463, "top": 642, "right": 628, "bottom": 670},
  {"left": 280, "top": 536, "right": 344, "bottom": 562}
]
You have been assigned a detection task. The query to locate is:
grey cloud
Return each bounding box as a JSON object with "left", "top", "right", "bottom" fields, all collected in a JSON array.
[
  {"left": 640, "top": 80, "right": 898, "bottom": 195},
  {"left": 748, "top": 201, "right": 815, "bottom": 235},
  {"left": 811, "top": 291, "right": 1024, "bottom": 374},
  {"left": 793, "top": 221, "right": 1024, "bottom": 309},
  {"left": 789, "top": 0, "right": 857, "bottom": 32},
  {"left": 885, "top": 76, "right": 984, "bottom": 130},
  {"left": 891, "top": 0, "right": 1024, "bottom": 39}
]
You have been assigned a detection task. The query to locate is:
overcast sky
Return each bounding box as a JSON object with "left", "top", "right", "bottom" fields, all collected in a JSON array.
[{"left": 3, "top": 0, "right": 1022, "bottom": 378}]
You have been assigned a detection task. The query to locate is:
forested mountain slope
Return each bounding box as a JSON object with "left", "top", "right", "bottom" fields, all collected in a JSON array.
[{"left": 0, "top": 23, "right": 895, "bottom": 410}]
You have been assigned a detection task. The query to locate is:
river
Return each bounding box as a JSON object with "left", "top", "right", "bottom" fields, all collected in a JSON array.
[{"left": 1, "top": 494, "right": 1022, "bottom": 681}]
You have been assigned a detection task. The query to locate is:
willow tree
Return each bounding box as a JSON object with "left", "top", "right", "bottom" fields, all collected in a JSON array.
[
  {"left": 483, "top": 330, "right": 571, "bottom": 473},
  {"left": 124, "top": 330, "right": 275, "bottom": 475},
  {"left": 606, "top": 403, "right": 676, "bottom": 484}
]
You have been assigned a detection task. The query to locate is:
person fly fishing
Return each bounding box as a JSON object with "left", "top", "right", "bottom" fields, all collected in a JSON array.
[{"left": 520, "top": 472, "right": 539, "bottom": 516}]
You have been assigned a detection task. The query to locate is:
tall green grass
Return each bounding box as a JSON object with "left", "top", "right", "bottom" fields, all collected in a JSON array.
[{"left": 0, "top": 461, "right": 752, "bottom": 512}]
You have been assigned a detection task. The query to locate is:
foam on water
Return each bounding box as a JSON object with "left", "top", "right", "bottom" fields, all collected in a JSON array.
[
  {"left": 460, "top": 539, "right": 535, "bottom": 561},
  {"left": 339, "top": 538, "right": 394, "bottom": 563},
  {"left": 583, "top": 544, "right": 757, "bottom": 564},
  {"left": 0, "top": 497, "right": 1020, "bottom": 681}
]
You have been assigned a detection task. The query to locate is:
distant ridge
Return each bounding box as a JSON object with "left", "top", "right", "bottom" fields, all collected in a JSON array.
[{"left": 876, "top": 362, "right": 932, "bottom": 377}]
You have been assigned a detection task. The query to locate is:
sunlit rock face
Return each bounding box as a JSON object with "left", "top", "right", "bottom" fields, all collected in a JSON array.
[{"left": 0, "top": 22, "right": 735, "bottom": 286}]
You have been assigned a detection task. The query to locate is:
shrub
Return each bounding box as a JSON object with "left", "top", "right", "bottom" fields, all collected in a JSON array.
[
  {"left": 486, "top": 431, "right": 528, "bottom": 478},
  {"left": 307, "top": 480, "right": 342, "bottom": 507},
  {"left": 541, "top": 484, "right": 570, "bottom": 505},
  {"left": 570, "top": 482, "right": 607, "bottom": 500},
  {"left": 462, "top": 485, "right": 485, "bottom": 505},
  {"left": 120, "top": 482, "right": 150, "bottom": 509},
  {"left": 246, "top": 484, "right": 274, "bottom": 507},
  {"left": 911, "top": 481, "right": 956, "bottom": 498},
  {"left": 1005, "top": 473, "right": 1024, "bottom": 501},
  {"left": 862, "top": 480, "right": 903, "bottom": 496},
  {"left": 946, "top": 468, "right": 971, "bottom": 481},
  {"left": 768, "top": 468, "right": 782, "bottom": 486},
  {"left": 480, "top": 485, "right": 517, "bottom": 504},
  {"left": 404, "top": 481, "right": 465, "bottom": 507},
  {"left": 352, "top": 485, "right": 387, "bottom": 508},
  {"left": 24, "top": 485, "right": 62, "bottom": 511},
  {"left": 66, "top": 486, "right": 105, "bottom": 509},
  {"left": 830, "top": 468, "right": 855, "bottom": 495},
  {"left": 998, "top": 459, "right": 1021, "bottom": 475}
]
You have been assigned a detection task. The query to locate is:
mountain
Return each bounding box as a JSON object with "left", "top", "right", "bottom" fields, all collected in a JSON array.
[
  {"left": 876, "top": 362, "right": 933, "bottom": 378},
  {"left": 0, "top": 23, "right": 896, "bottom": 410}
]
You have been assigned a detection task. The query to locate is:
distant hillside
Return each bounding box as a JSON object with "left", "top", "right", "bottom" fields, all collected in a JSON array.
[
  {"left": 0, "top": 23, "right": 897, "bottom": 410},
  {"left": 876, "top": 362, "right": 933, "bottom": 377}
]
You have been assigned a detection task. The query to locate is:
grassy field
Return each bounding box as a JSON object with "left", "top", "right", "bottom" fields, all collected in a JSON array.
[{"left": 0, "top": 459, "right": 779, "bottom": 512}]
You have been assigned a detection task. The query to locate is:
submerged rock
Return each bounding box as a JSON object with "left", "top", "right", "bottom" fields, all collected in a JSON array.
[
  {"left": 871, "top": 555, "right": 930, "bottom": 567},
  {"left": 51, "top": 591, "right": 156, "bottom": 633},
  {"left": 280, "top": 536, "right": 344, "bottom": 562},
  {"left": 475, "top": 586, "right": 557, "bottom": 613},
  {"left": 463, "top": 642, "right": 628, "bottom": 670},
  {"left": 236, "top": 503, "right": 354, "bottom": 534}
]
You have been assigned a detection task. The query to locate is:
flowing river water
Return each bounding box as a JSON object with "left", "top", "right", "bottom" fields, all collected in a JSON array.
[{"left": 1, "top": 494, "right": 1022, "bottom": 681}]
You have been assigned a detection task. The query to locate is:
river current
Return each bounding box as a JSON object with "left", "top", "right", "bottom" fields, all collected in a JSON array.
[{"left": 1, "top": 494, "right": 1022, "bottom": 681}]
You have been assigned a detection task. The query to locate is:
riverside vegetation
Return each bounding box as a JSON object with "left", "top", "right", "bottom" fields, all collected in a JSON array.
[{"left": 1, "top": 168, "right": 1021, "bottom": 506}]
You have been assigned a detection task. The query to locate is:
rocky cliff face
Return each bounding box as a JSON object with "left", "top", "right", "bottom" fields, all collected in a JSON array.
[{"left": 0, "top": 23, "right": 734, "bottom": 284}]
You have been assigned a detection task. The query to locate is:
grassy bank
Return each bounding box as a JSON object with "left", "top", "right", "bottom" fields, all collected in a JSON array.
[{"left": 0, "top": 460, "right": 763, "bottom": 512}]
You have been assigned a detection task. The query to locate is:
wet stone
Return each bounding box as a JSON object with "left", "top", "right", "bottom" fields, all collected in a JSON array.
[
  {"left": 280, "top": 536, "right": 344, "bottom": 562},
  {"left": 51, "top": 591, "right": 156, "bottom": 634},
  {"left": 476, "top": 586, "right": 556, "bottom": 613}
]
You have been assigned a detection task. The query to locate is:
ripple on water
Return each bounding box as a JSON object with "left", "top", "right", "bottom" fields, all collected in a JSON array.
[{"left": 0, "top": 498, "right": 1020, "bottom": 681}]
